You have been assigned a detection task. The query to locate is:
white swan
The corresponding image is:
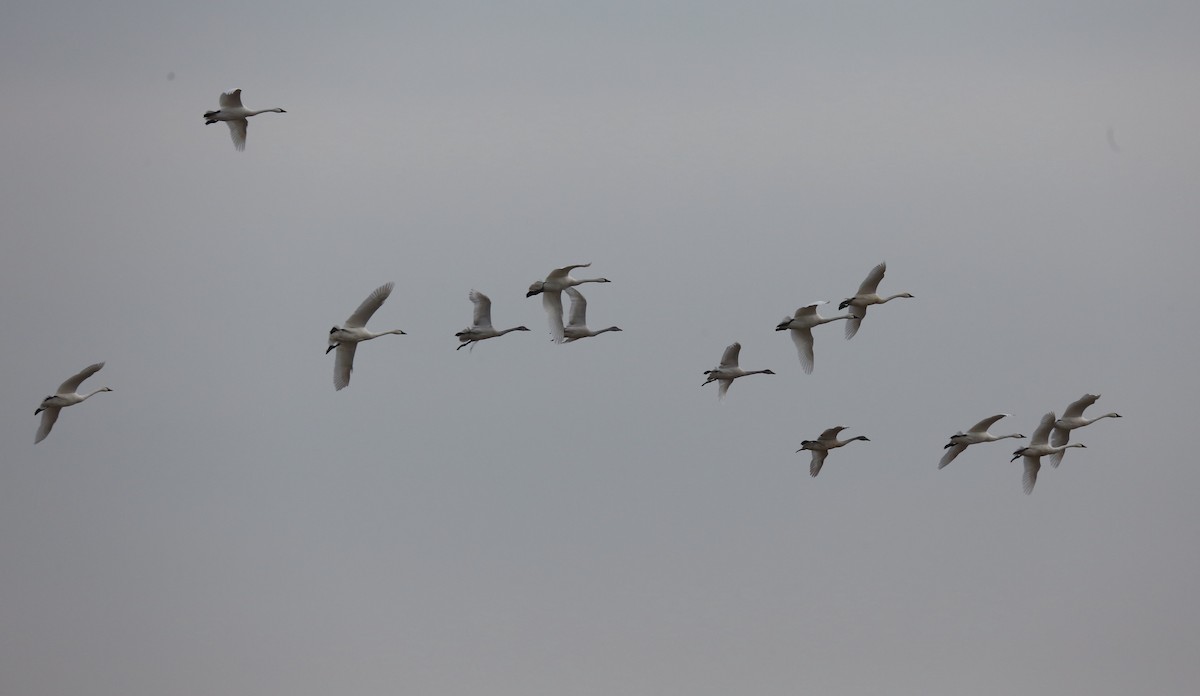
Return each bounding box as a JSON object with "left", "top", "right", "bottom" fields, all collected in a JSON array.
[
  {"left": 797, "top": 426, "right": 870, "bottom": 477},
  {"left": 701, "top": 342, "right": 775, "bottom": 399},
  {"left": 526, "top": 263, "right": 611, "bottom": 343},
  {"left": 327, "top": 282, "right": 406, "bottom": 390},
  {"left": 1011, "top": 411, "right": 1086, "bottom": 494},
  {"left": 938, "top": 413, "right": 1025, "bottom": 469},
  {"left": 1049, "top": 394, "right": 1121, "bottom": 467},
  {"left": 203, "top": 89, "right": 286, "bottom": 151},
  {"left": 562, "top": 287, "right": 622, "bottom": 343},
  {"left": 34, "top": 362, "right": 112, "bottom": 444},
  {"left": 838, "top": 262, "right": 914, "bottom": 339},
  {"left": 774, "top": 301, "right": 851, "bottom": 373},
  {"left": 456, "top": 289, "right": 530, "bottom": 350}
]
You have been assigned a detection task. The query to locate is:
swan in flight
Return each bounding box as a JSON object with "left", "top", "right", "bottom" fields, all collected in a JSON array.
[
  {"left": 203, "top": 89, "right": 286, "bottom": 151},
  {"left": 838, "top": 262, "right": 913, "bottom": 339},
  {"left": 701, "top": 342, "right": 775, "bottom": 399},
  {"left": 562, "top": 288, "right": 622, "bottom": 343},
  {"left": 526, "top": 263, "right": 611, "bottom": 343},
  {"left": 798, "top": 426, "right": 870, "bottom": 477},
  {"left": 1049, "top": 394, "right": 1121, "bottom": 467},
  {"left": 34, "top": 362, "right": 113, "bottom": 444},
  {"left": 1011, "top": 412, "right": 1086, "bottom": 494},
  {"left": 775, "top": 301, "right": 851, "bottom": 373},
  {"left": 456, "top": 289, "right": 530, "bottom": 350},
  {"left": 938, "top": 413, "right": 1025, "bottom": 469},
  {"left": 327, "top": 282, "right": 406, "bottom": 390}
]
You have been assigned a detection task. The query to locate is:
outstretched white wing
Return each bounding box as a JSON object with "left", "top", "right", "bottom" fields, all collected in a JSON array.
[
  {"left": 35, "top": 408, "right": 61, "bottom": 444},
  {"left": 789, "top": 328, "right": 815, "bottom": 374},
  {"left": 345, "top": 282, "right": 395, "bottom": 328},
  {"left": 57, "top": 362, "right": 105, "bottom": 395},
  {"left": 856, "top": 262, "right": 887, "bottom": 295},
  {"left": 333, "top": 343, "right": 357, "bottom": 391},
  {"left": 938, "top": 443, "right": 966, "bottom": 469},
  {"left": 718, "top": 342, "right": 741, "bottom": 369},
  {"left": 219, "top": 89, "right": 243, "bottom": 108},
  {"left": 543, "top": 291, "right": 566, "bottom": 343},
  {"left": 565, "top": 287, "right": 588, "bottom": 328},
  {"left": 469, "top": 289, "right": 493, "bottom": 329}
]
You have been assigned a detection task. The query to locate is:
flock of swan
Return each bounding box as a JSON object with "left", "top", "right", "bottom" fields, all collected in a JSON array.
[{"left": 31, "top": 91, "right": 1124, "bottom": 496}]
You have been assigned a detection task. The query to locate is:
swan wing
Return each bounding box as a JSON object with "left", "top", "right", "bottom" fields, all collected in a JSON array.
[
  {"left": 1029, "top": 411, "right": 1056, "bottom": 446},
  {"left": 219, "top": 89, "right": 243, "bottom": 108},
  {"left": 547, "top": 262, "right": 590, "bottom": 280},
  {"left": 333, "top": 342, "right": 357, "bottom": 391},
  {"left": 35, "top": 407, "right": 61, "bottom": 444},
  {"left": 1048, "top": 427, "right": 1070, "bottom": 467},
  {"left": 810, "top": 449, "right": 828, "bottom": 477},
  {"left": 856, "top": 262, "right": 887, "bottom": 295},
  {"left": 793, "top": 301, "right": 826, "bottom": 318},
  {"left": 968, "top": 413, "right": 1010, "bottom": 434},
  {"left": 57, "top": 362, "right": 105, "bottom": 394},
  {"left": 1062, "top": 393, "right": 1099, "bottom": 419},
  {"left": 468, "top": 289, "right": 493, "bottom": 329},
  {"left": 345, "top": 282, "right": 394, "bottom": 328},
  {"left": 844, "top": 304, "right": 866, "bottom": 339},
  {"left": 564, "top": 287, "right": 588, "bottom": 327},
  {"left": 1022, "top": 456, "right": 1041, "bottom": 494},
  {"left": 226, "top": 118, "right": 248, "bottom": 151},
  {"left": 789, "top": 327, "right": 815, "bottom": 374},
  {"left": 719, "top": 342, "right": 741, "bottom": 369},
  {"left": 717, "top": 379, "right": 732, "bottom": 400},
  {"left": 543, "top": 291, "right": 566, "bottom": 343},
  {"left": 818, "top": 426, "right": 847, "bottom": 442},
  {"left": 938, "top": 443, "right": 966, "bottom": 469}
]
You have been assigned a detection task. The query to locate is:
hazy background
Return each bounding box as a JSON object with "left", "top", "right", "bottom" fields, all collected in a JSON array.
[{"left": 2, "top": 2, "right": 1198, "bottom": 694}]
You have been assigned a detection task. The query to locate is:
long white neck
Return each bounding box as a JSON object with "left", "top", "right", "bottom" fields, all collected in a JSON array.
[
  {"left": 882, "top": 293, "right": 911, "bottom": 303},
  {"left": 999, "top": 433, "right": 1024, "bottom": 441},
  {"left": 249, "top": 108, "right": 284, "bottom": 116},
  {"left": 497, "top": 326, "right": 526, "bottom": 336},
  {"left": 81, "top": 388, "right": 109, "bottom": 400},
  {"left": 820, "top": 315, "right": 853, "bottom": 325},
  {"left": 1051, "top": 443, "right": 1086, "bottom": 453}
]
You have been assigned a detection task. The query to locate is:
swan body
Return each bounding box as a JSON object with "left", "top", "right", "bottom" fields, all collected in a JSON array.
[
  {"left": 938, "top": 413, "right": 1025, "bottom": 469},
  {"left": 798, "top": 426, "right": 870, "bottom": 477},
  {"left": 456, "top": 289, "right": 530, "bottom": 350},
  {"left": 327, "top": 282, "right": 406, "bottom": 390},
  {"left": 562, "top": 287, "right": 622, "bottom": 343},
  {"left": 526, "top": 263, "right": 611, "bottom": 343},
  {"left": 838, "top": 262, "right": 913, "bottom": 339},
  {"left": 774, "top": 301, "right": 851, "bottom": 373},
  {"left": 701, "top": 342, "right": 775, "bottom": 399},
  {"left": 1049, "top": 393, "right": 1121, "bottom": 467},
  {"left": 1011, "top": 411, "right": 1087, "bottom": 494},
  {"left": 34, "top": 362, "right": 112, "bottom": 443},
  {"left": 203, "top": 89, "right": 286, "bottom": 151}
]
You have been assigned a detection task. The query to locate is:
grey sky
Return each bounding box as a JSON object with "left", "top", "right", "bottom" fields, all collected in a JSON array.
[{"left": 2, "top": 2, "right": 1198, "bottom": 694}]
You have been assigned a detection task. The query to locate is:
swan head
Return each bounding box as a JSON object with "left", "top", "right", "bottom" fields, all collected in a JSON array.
[
  {"left": 275, "top": 108, "right": 287, "bottom": 113},
  {"left": 100, "top": 387, "right": 113, "bottom": 393},
  {"left": 526, "top": 282, "right": 545, "bottom": 297},
  {"left": 607, "top": 327, "right": 623, "bottom": 332},
  {"left": 762, "top": 369, "right": 776, "bottom": 375},
  {"left": 515, "top": 326, "right": 531, "bottom": 331},
  {"left": 897, "top": 292, "right": 915, "bottom": 299}
]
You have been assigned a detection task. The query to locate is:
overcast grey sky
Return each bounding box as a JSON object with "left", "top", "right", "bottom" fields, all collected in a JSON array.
[{"left": 3, "top": 1, "right": 1199, "bottom": 694}]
